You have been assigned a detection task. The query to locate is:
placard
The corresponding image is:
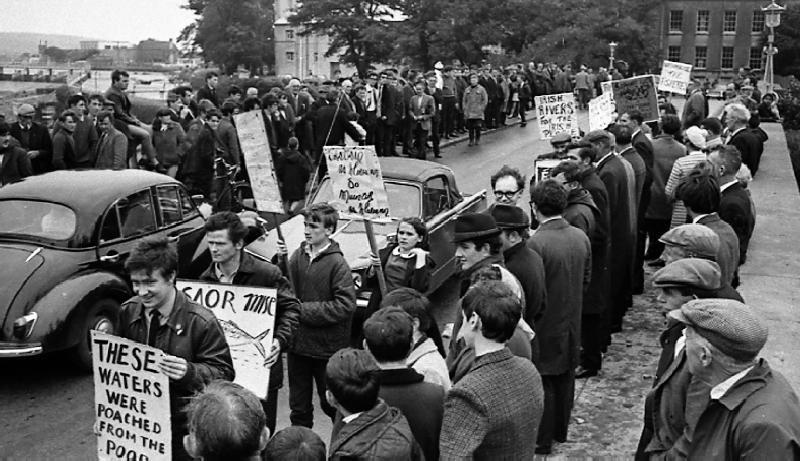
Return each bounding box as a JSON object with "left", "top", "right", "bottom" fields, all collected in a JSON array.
[
  {"left": 658, "top": 61, "right": 693, "bottom": 95},
  {"left": 589, "top": 92, "right": 615, "bottom": 132},
  {"left": 91, "top": 331, "right": 171, "bottom": 461},
  {"left": 533, "top": 159, "right": 562, "bottom": 184},
  {"left": 609, "top": 75, "right": 659, "bottom": 122},
  {"left": 534, "top": 92, "right": 580, "bottom": 140},
  {"left": 176, "top": 280, "right": 277, "bottom": 399},
  {"left": 234, "top": 110, "right": 284, "bottom": 213},
  {"left": 324, "top": 145, "right": 390, "bottom": 219}
]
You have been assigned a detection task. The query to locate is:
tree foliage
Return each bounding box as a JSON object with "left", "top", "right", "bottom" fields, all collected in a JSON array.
[{"left": 771, "top": 3, "right": 800, "bottom": 77}]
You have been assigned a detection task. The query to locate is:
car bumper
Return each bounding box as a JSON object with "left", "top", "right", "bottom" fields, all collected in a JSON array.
[{"left": 0, "top": 341, "right": 43, "bottom": 357}]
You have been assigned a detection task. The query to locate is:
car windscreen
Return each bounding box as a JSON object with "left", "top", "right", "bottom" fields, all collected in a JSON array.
[
  {"left": 0, "top": 200, "right": 77, "bottom": 241},
  {"left": 312, "top": 179, "right": 420, "bottom": 218}
]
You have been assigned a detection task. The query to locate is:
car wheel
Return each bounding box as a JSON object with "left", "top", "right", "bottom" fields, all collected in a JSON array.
[{"left": 70, "top": 298, "right": 119, "bottom": 372}]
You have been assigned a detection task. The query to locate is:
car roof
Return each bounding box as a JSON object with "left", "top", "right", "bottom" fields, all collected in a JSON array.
[{"left": 378, "top": 158, "right": 455, "bottom": 183}]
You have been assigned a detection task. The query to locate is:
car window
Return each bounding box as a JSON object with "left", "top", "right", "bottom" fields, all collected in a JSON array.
[
  {"left": 179, "top": 187, "right": 200, "bottom": 219},
  {"left": 0, "top": 200, "right": 76, "bottom": 241},
  {"left": 312, "top": 179, "right": 420, "bottom": 218},
  {"left": 423, "top": 175, "right": 452, "bottom": 218},
  {"left": 100, "top": 208, "right": 121, "bottom": 242},
  {"left": 118, "top": 190, "right": 156, "bottom": 238},
  {"left": 157, "top": 186, "right": 182, "bottom": 227}
]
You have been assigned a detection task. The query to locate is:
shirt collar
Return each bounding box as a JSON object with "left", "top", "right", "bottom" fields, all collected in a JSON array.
[
  {"left": 342, "top": 412, "right": 362, "bottom": 424},
  {"left": 539, "top": 215, "right": 563, "bottom": 225},
  {"left": 720, "top": 180, "right": 738, "bottom": 192},
  {"left": 710, "top": 366, "right": 755, "bottom": 400},
  {"left": 214, "top": 262, "right": 238, "bottom": 284},
  {"left": 692, "top": 213, "right": 710, "bottom": 224},
  {"left": 304, "top": 241, "right": 331, "bottom": 261},
  {"left": 596, "top": 151, "right": 614, "bottom": 167},
  {"left": 728, "top": 127, "right": 746, "bottom": 140},
  {"left": 391, "top": 246, "right": 416, "bottom": 259}
]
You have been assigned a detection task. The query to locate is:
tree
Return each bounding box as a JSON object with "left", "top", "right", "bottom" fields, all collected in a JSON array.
[
  {"left": 41, "top": 46, "right": 68, "bottom": 63},
  {"left": 771, "top": 3, "right": 800, "bottom": 77},
  {"left": 289, "top": 0, "right": 402, "bottom": 77},
  {"left": 180, "top": 0, "right": 274, "bottom": 74}
]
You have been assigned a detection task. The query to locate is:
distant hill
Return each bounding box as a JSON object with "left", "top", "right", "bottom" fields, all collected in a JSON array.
[{"left": 0, "top": 32, "right": 103, "bottom": 56}]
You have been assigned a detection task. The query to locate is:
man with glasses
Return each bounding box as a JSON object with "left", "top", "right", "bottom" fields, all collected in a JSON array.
[
  {"left": 490, "top": 165, "right": 526, "bottom": 206},
  {"left": 9, "top": 103, "right": 52, "bottom": 175}
]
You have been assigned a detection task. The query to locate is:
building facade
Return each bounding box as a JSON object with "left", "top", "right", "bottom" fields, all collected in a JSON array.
[{"left": 659, "top": 0, "right": 798, "bottom": 80}]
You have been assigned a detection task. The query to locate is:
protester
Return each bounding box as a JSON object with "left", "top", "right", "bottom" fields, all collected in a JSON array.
[
  {"left": 184, "top": 381, "right": 269, "bottom": 461},
  {"left": 65, "top": 94, "right": 99, "bottom": 166},
  {"left": 118, "top": 236, "right": 235, "bottom": 461},
  {"left": 0, "top": 121, "right": 32, "bottom": 185},
  {"left": 93, "top": 110, "right": 128, "bottom": 169},
  {"left": 490, "top": 165, "right": 526, "bottom": 206},
  {"left": 10, "top": 103, "right": 52, "bottom": 174},
  {"left": 326, "top": 348, "right": 422, "bottom": 460},
  {"left": 104, "top": 69, "right": 160, "bottom": 170},
  {"left": 439, "top": 281, "right": 544, "bottom": 459},
  {"left": 363, "top": 307, "right": 445, "bottom": 461},
  {"left": 537, "top": 132, "right": 572, "bottom": 161},
  {"left": 152, "top": 108, "right": 187, "bottom": 178},
  {"left": 264, "top": 426, "right": 326, "bottom": 461}
]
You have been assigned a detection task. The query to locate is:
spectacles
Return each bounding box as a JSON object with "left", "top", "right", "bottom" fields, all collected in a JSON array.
[{"left": 494, "top": 189, "right": 520, "bottom": 199}]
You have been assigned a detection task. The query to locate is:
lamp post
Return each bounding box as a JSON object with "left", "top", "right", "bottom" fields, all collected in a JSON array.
[
  {"left": 609, "top": 41, "right": 618, "bottom": 71},
  {"left": 762, "top": 0, "right": 785, "bottom": 94}
]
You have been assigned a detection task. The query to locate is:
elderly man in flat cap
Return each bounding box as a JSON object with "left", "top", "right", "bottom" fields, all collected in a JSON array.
[
  {"left": 538, "top": 131, "right": 573, "bottom": 161},
  {"left": 9, "top": 103, "right": 52, "bottom": 174},
  {"left": 668, "top": 300, "right": 800, "bottom": 459}
]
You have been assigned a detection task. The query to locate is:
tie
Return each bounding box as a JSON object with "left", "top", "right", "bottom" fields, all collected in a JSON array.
[{"left": 147, "top": 310, "right": 160, "bottom": 347}]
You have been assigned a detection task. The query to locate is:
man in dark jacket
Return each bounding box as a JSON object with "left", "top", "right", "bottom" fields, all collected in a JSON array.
[
  {"left": 104, "top": 69, "right": 159, "bottom": 169},
  {"left": 666, "top": 299, "right": 800, "bottom": 459},
  {"left": 0, "top": 122, "right": 33, "bottom": 185},
  {"left": 709, "top": 145, "right": 755, "bottom": 268},
  {"left": 364, "top": 307, "right": 444, "bottom": 461},
  {"left": 527, "top": 180, "right": 591, "bottom": 454},
  {"left": 199, "top": 212, "right": 300, "bottom": 434},
  {"left": 327, "top": 348, "right": 422, "bottom": 460},
  {"left": 119, "top": 237, "right": 235, "bottom": 461},
  {"left": 440, "top": 281, "right": 544, "bottom": 459},
  {"left": 375, "top": 71, "right": 404, "bottom": 157},
  {"left": 724, "top": 103, "right": 763, "bottom": 176},
  {"left": 9, "top": 103, "right": 52, "bottom": 174},
  {"left": 312, "top": 89, "right": 364, "bottom": 157},
  {"left": 196, "top": 71, "right": 221, "bottom": 107},
  {"left": 681, "top": 83, "right": 707, "bottom": 129}
]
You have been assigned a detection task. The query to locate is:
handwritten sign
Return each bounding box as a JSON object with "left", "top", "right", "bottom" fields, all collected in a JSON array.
[
  {"left": 324, "top": 145, "right": 390, "bottom": 219},
  {"left": 176, "top": 280, "right": 277, "bottom": 399},
  {"left": 589, "top": 92, "right": 615, "bottom": 132},
  {"left": 234, "top": 110, "right": 284, "bottom": 214},
  {"left": 532, "top": 159, "right": 562, "bottom": 184},
  {"left": 608, "top": 76, "right": 659, "bottom": 122},
  {"left": 534, "top": 93, "right": 580, "bottom": 140},
  {"left": 658, "top": 61, "right": 693, "bottom": 94},
  {"left": 92, "top": 332, "right": 171, "bottom": 461}
]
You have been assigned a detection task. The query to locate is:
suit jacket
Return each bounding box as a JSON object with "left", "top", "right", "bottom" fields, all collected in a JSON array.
[
  {"left": 503, "top": 241, "right": 547, "bottom": 328},
  {"left": 632, "top": 130, "right": 654, "bottom": 186},
  {"left": 9, "top": 121, "right": 52, "bottom": 174},
  {"left": 596, "top": 153, "right": 635, "bottom": 300},
  {"left": 93, "top": 127, "right": 128, "bottom": 169},
  {"left": 681, "top": 89, "right": 706, "bottom": 128},
  {"left": 727, "top": 128, "right": 762, "bottom": 176},
  {"left": 196, "top": 84, "right": 220, "bottom": 107},
  {"left": 719, "top": 182, "right": 755, "bottom": 264},
  {"left": 579, "top": 168, "right": 612, "bottom": 315},
  {"left": 378, "top": 84, "right": 404, "bottom": 126},
  {"left": 440, "top": 348, "right": 544, "bottom": 460},
  {"left": 526, "top": 218, "right": 591, "bottom": 375},
  {"left": 0, "top": 145, "right": 33, "bottom": 185},
  {"left": 408, "top": 94, "right": 435, "bottom": 132},
  {"left": 216, "top": 118, "right": 241, "bottom": 164},
  {"left": 312, "top": 103, "right": 363, "bottom": 150},
  {"left": 696, "top": 213, "right": 740, "bottom": 286},
  {"left": 104, "top": 86, "right": 138, "bottom": 125}
]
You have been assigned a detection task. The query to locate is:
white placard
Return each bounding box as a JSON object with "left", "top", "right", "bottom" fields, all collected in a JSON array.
[
  {"left": 658, "top": 61, "right": 693, "bottom": 95},
  {"left": 533, "top": 159, "right": 563, "bottom": 184},
  {"left": 589, "top": 92, "right": 615, "bottom": 132},
  {"left": 534, "top": 92, "right": 580, "bottom": 140},
  {"left": 323, "top": 145, "right": 390, "bottom": 219},
  {"left": 234, "top": 110, "right": 284, "bottom": 214}
]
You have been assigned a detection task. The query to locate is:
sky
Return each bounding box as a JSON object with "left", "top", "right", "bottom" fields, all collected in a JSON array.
[{"left": 0, "top": 0, "right": 197, "bottom": 43}]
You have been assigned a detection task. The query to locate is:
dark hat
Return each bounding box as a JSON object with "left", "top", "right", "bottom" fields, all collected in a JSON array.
[
  {"left": 659, "top": 224, "right": 719, "bottom": 259},
  {"left": 668, "top": 299, "right": 768, "bottom": 361},
  {"left": 489, "top": 204, "right": 530, "bottom": 229},
  {"left": 453, "top": 212, "right": 500, "bottom": 242},
  {"left": 652, "top": 258, "right": 721, "bottom": 291},
  {"left": 550, "top": 132, "right": 572, "bottom": 144},
  {"left": 582, "top": 129, "right": 610, "bottom": 144}
]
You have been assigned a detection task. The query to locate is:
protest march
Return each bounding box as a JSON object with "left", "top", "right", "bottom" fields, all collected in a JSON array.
[{"left": 2, "top": 2, "right": 800, "bottom": 459}]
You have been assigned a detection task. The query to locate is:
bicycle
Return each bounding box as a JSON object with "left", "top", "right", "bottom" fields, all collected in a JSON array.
[{"left": 212, "top": 157, "right": 255, "bottom": 213}]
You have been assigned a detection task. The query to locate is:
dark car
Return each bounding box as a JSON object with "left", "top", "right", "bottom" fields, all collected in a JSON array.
[{"left": 0, "top": 170, "right": 207, "bottom": 369}]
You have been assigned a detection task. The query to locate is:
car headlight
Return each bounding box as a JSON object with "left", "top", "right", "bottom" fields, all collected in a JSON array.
[
  {"left": 352, "top": 272, "right": 362, "bottom": 291},
  {"left": 13, "top": 312, "right": 38, "bottom": 340}
]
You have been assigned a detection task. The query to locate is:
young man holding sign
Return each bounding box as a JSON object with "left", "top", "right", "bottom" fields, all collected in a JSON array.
[
  {"left": 119, "top": 237, "right": 235, "bottom": 461},
  {"left": 199, "top": 211, "right": 301, "bottom": 434}
]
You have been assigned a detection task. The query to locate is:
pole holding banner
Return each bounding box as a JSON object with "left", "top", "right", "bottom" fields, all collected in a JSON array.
[{"left": 364, "top": 219, "right": 388, "bottom": 296}]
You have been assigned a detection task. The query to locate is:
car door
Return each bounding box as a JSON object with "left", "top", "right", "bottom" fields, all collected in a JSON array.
[
  {"left": 423, "top": 175, "right": 460, "bottom": 289},
  {"left": 154, "top": 184, "right": 208, "bottom": 278},
  {"left": 95, "top": 188, "right": 159, "bottom": 275}
]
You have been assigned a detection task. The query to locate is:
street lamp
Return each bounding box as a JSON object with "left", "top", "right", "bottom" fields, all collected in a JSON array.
[
  {"left": 609, "top": 41, "right": 618, "bottom": 71},
  {"left": 762, "top": 0, "right": 785, "bottom": 94}
]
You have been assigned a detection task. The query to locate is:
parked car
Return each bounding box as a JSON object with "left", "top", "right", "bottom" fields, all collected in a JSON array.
[
  {"left": 0, "top": 170, "right": 209, "bottom": 369},
  {"left": 253, "top": 158, "right": 488, "bottom": 306}
]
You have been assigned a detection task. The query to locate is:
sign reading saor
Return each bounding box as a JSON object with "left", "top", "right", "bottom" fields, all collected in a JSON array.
[{"left": 324, "top": 146, "right": 390, "bottom": 220}]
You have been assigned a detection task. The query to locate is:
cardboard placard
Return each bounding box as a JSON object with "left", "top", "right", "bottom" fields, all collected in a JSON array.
[
  {"left": 658, "top": 61, "right": 693, "bottom": 95},
  {"left": 91, "top": 331, "right": 171, "bottom": 460},
  {"left": 534, "top": 93, "right": 580, "bottom": 140},
  {"left": 608, "top": 75, "right": 659, "bottom": 122},
  {"left": 233, "top": 110, "right": 284, "bottom": 214},
  {"left": 532, "top": 159, "right": 562, "bottom": 184},
  {"left": 323, "top": 145, "right": 390, "bottom": 219},
  {"left": 176, "top": 280, "right": 277, "bottom": 399},
  {"left": 589, "top": 92, "right": 615, "bottom": 132}
]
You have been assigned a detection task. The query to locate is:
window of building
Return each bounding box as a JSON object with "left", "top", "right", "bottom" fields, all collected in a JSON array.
[
  {"left": 669, "top": 10, "right": 683, "bottom": 32},
  {"left": 286, "top": 29, "right": 294, "bottom": 40},
  {"left": 697, "top": 10, "right": 710, "bottom": 33},
  {"left": 668, "top": 46, "right": 681, "bottom": 62},
  {"left": 750, "top": 47, "right": 763, "bottom": 69},
  {"left": 286, "top": 51, "right": 295, "bottom": 62},
  {"left": 695, "top": 46, "right": 708, "bottom": 68},
  {"left": 721, "top": 46, "right": 735, "bottom": 69},
  {"left": 752, "top": 11, "right": 765, "bottom": 32},
  {"left": 313, "top": 52, "right": 319, "bottom": 62},
  {"left": 723, "top": 10, "right": 737, "bottom": 33}
]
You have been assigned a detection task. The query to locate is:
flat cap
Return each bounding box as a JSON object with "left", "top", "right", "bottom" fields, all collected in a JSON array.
[
  {"left": 668, "top": 299, "right": 768, "bottom": 361},
  {"left": 582, "top": 129, "right": 610, "bottom": 144},
  {"left": 17, "top": 103, "right": 35, "bottom": 116},
  {"left": 550, "top": 132, "right": 572, "bottom": 144},
  {"left": 453, "top": 212, "right": 500, "bottom": 243},
  {"left": 652, "top": 258, "right": 721, "bottom": 291},
  {"left": 489, "top": 204, "right": 529, "bottom": 229},
  {"left": 659, "top": 224, "right": 719, "bottom": 259}
]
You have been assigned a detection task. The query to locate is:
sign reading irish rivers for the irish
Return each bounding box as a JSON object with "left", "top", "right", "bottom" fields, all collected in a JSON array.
[
  {"left": 176, "top": 280, "right": 277, "bottom": 400},
  {"left": 534, "top": 92, "right": 580, "bottom": 140},
  {"left": 91, "top": 331, "right": 171, "bottom": 461},
  {"left": 324, "top": 145, "right": 390, "bottom": 220}
]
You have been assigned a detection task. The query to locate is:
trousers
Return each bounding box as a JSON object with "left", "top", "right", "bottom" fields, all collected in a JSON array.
[
  {"left": 288, "top": 353, "right": 336, "bottom": 428},
  {"left": 537, "top": 369, "right": 576, "bottom": 448}
]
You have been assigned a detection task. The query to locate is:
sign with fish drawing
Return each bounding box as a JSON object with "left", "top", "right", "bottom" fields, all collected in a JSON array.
[{"left": 176, "top": 280, "right": 277, "bottom": 399}]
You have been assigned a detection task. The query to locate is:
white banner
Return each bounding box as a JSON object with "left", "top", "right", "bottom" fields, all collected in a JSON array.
[
  {"left": 92, "top": 331, "right": 171, "bottom": 460},
  {"left": 589, "top": 92, "right": 615, "bottom": 132},
  {"left": 324, "top": 145, "right": 390, "bottom": 219},
  {"left": 177, "top": 280, "right": 277, "bottom": 399},
  {"left": 532, "top": 159, "right": 562, "bottom": 184},
  {"left": 534, "top": 93, "right": 580, "bottom": 140},
  {"left": 607, "top": 75, "right": 660, "bottom": 122},
  {"left": 234, "top": 110, "right": 284, "bottom": 214},
  {"left": 658, "top": 61, "right": 693, "bottom": 95}
]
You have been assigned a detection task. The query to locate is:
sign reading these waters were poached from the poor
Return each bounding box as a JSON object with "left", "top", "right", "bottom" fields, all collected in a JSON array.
[
  {"left": 176, "top": 280, "right": 277, "bottom": 399},
  {"left": 92, "top": 331, "right": 171, "bottom": 461},
  {"left": 233, "top": 110, "right": 284, "bottom": 214},
  {"left": 534, "top": 92, "right": 580, "bottom": 140},
  {"left": 324, "top": 145, "right": 390, "bottom": 219},
  {"left": 658, "top": 61, "right": 693, "bottom": 95}
]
